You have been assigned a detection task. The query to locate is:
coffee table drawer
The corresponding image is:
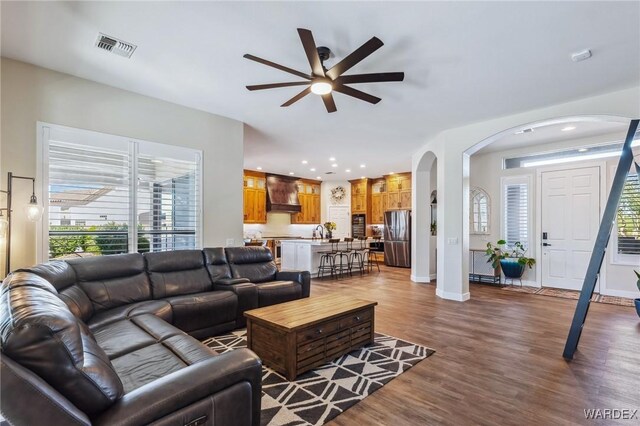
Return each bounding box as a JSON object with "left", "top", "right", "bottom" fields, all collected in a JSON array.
[
  {"left": 297, "top": 320, "right": 339, "bottom": 343},
  {"left": 339, "top": 308, "right": 372, "bottom": 329}
]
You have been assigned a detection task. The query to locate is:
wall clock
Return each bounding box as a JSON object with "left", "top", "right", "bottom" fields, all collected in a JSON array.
[{"left": 330, "top": 186, "right": 346, "bottom": 204}]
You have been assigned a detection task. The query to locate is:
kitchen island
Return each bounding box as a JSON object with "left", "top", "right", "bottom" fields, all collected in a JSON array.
[
  {"left": 280, "top": 239, "right": 382, "bottom": 277},
  {"left": 280, "top": 239, "right": 336, "bottom": 277}
]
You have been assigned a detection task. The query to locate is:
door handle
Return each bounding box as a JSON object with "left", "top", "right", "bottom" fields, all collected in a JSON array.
[{"left": 542, "top": 242, "right": 552, "bottom": 246}]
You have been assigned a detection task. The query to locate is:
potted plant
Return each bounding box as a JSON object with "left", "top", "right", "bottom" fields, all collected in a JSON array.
[
  {"left": 485, "top": 239, "right": 536, "bottom": 280},
  {"left": 634, "top": 270, "right": 640, "bottom": 318},
  {"left": 324, "top": 221, "right": 336, "bottom": 239}
]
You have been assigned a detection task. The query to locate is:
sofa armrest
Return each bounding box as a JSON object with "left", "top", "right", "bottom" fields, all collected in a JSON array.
[
  {"left": 215, "top": 277, "right": 251, "bottom": 286},
  {"left": 93, "top": 349, "right": 262, "bottom": 426},
  {"left": 213, "top": 282, "right": 258, "bottom": 327},
  {"left": 276, "top": 270, "right": 311, "bottom": 298}
]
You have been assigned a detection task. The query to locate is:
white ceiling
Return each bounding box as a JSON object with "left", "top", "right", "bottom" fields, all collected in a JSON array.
[{"left": 2, "top": 2, "right": 639, "bottom": 181}]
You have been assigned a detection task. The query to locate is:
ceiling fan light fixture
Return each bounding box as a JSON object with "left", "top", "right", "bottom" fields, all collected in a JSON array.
[{"left": 310, "top": 79, "right": 333, "bottom": 95}]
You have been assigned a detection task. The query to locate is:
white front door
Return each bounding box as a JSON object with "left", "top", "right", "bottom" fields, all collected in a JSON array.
[
  {"left": 328, "top": 206, "right": 351, "bottom": 238},
  {"left": 541, "top": 166, "right": 600, "bottom": 291}
]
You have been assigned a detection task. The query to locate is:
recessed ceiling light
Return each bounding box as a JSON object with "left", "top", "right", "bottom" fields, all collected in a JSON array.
[
  {"left": 310, "top": 168, "right": 316, "bottom": 172},
  {"left": 329, "top": 157, "right": 336, "bottom": 161},
  {"left": 561, "top": 126, "right": 576, "bottom": 132},
  {"left": 332, "top": 163, "right": 338, "bottom": 168},
  {"left": 289, "top": 172, "right": 295, "bottom": 175},
  {"left": 316, "top": 176, "right": 322, "bottom": 180},
  {"left": 360, "top": 164, "right": 366, "bottom": 168},
  {"left": 361, "top": 176, "right": 366, "bottom": 179},
  {"left": 578, "top": 148, "right": 588, "bottom": 152},
  {"left": 301, "top": 160, "right": 308, "bottom": 164},
  {"left": 389, "top": 172, "right": 395, "bottom": 175},
  {"left": 345, "top": 169, "right": 351, "bottom": 173},
  {"left": 256, "top": 166, "right": 262, "bottom": 170}
]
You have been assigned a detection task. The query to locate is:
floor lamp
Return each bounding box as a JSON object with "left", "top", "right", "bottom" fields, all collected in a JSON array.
[{"left": 0, "top": 172, "right": 44, "bottom": 274}]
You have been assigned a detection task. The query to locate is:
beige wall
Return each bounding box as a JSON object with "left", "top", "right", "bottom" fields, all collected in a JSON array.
[{"left": 0, "top": 58, "right": 244, "bottom": 276}]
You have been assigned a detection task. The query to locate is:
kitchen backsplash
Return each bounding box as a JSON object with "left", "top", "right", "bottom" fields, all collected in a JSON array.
[{"left": 244, "top": 212, "right": 317, "bottom": 239}]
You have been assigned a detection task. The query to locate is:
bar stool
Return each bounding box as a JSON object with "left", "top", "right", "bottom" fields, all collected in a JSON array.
[
  {"left": 365, "top": 236, "right": 381, "bottom": 273},
  {"left": 350, "top": 236, "right": 367, "bottom": 275},
  {"left": 317, "top": 239, "right": 341, "bottom": 279},
  {"left": 333, "top": 238, "right": 352, "bottom": 278}
]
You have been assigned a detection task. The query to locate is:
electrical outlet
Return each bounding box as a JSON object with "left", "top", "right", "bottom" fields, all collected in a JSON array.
[
  {"left": 447, "top": 237, "right": 459, "bottom": 245},
  {"left": 225, "top": 238, "right": 234, "bottom": 247}
]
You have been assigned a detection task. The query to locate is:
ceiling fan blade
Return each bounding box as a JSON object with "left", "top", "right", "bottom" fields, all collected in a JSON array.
[
  {"left": 297, "top": 28, "right": 324, "bottom": 77},
  {"left": 321, "top": 93, "right": 337, "bottom": 113},
  {"left": 243, "top": 54, "right": 311, "bottom": 80},
  {"left": 281, "top": 87, "right": 312, "bottom": 107},
  {"left": 246, "top": 81, "right": 310, "bottom": 91},
  {"left": 326, "top": 37, "right": 384, "bottom": 80},
  {"left": 333, "top": 84, "right": 381, "bottom": 104},
  {"left": 336, "top": 72, "right": 404, "bottom": 84}
]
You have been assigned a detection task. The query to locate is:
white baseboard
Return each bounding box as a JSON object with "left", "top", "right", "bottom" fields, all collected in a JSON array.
[
  {"left": 599, "top": 288, "right": 640, "bottom": 299},
  {"left": 410, "top": 274, "right": 431, "bottom": 283},
  {"left": 436, "top": 287, "right": 471, "bottom": 302},
  {"left": 430, "top": 273, "right": 437, "bottom": 280}
]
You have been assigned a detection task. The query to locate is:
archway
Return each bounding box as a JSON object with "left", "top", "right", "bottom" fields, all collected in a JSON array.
[
  {"left": 411, "top": 151, "right": 437, "bottom": 283},
  {"left": 463, "top": 114, "right": 633, "bottom": 295}
]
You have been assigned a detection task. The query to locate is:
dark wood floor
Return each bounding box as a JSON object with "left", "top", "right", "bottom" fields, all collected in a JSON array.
[{"left": 311, "top": 266, "right": 640, "bottom": 426}]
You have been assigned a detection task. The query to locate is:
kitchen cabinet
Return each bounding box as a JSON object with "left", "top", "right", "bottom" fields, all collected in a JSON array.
[
  {"left": 370, "top": 178, "right": 387, "bottom": 224},
  {"left": 350, "top": 179, "right": 371, "bottom": 214},
  {"left": 243, "top": 170, "right": 267, "bottom": 223},
  {"left": 291, "top": 180, "right": 321, "bottom": 224},
  {"left": 385, "top": 172, "right": 412, "bottom": 210}
]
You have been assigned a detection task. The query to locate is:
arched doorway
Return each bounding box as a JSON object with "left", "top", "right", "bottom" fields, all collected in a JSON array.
[
  {"left": 463, "top": 115, "right": 634, "bottom": 295},
  {"left": 411, "top": 151, "right": 437, "bottom": 283}
]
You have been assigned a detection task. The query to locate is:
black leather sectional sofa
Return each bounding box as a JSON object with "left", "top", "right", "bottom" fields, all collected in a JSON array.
[{"left": 0, "top": 246, "right": 310, "bottom": 426}]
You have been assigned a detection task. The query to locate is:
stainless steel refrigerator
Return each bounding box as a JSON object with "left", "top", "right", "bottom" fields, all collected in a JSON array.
[{"left": 384, "top": 210, "right": 411, "bottom": 267}]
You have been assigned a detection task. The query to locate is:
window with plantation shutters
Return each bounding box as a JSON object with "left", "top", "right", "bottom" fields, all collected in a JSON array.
[
  {"left": 502, "top": 177, "right": 530, "bottom": 250},
  {"left": 615, "top": 172, "right": 640, "bottom": 258},
  {"left": 41, "top": 124, "right": 201, "bottom": 260}
]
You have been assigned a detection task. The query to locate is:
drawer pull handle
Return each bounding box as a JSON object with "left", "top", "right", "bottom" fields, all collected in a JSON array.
[
  {"left": 355, "top": 316, "right": 361, "bottom": 321},
  {"left": 317, "top": 328, "right": 323, "bottom": 334}
]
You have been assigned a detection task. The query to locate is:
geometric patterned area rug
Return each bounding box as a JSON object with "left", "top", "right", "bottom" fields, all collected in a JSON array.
[
  {"left": 501, "top": 285, "right": 635, "bottom": 307},
  {"left": 202, "top": 330, "right": 434, "bottom": 426}
]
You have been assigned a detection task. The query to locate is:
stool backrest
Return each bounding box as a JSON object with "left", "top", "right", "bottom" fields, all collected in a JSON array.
[
  {"left": 343, "top": 237, "right": 354, "bottom": 251},
  {"left": 358, "top": 236, "right": 368, "bottom": 249},
  {"left": 328, "top": 239, "right": 341, "bottom": 252}
]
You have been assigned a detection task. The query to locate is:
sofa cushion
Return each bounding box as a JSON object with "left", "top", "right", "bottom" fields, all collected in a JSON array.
[
  {"left": 87, "top": 300, "right": 173, "bottom": 330},
  {"left": 145, "top": 250, "right": 213, "bottom": 298},
  {"left": 225, "top": 247, "right": 278, "bottom": 283},
  {"left": 68, "top": 253, "right": 151, "bottom": 313},
  {"left": 106, "top": 314, "right": 216, "bottom": 393},
  {"left": 18, "top": 261, "right": 94, "bottom": 321},
  {"left": 256, "top": 281, "right": 302, "bottom": 306},
  {"left": 0, "top": 272, "right": 124, "bottom": 415},
  {"left": 164, "top": 291, "right": 237, "bottom": 337},
  {"left": 203, "top": 247, "right": 233, "bottom": 282}
]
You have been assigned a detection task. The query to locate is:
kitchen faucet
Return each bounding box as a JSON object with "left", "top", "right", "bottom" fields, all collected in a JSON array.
[{"left": 314, "top": 224, "right": 324, "bottom": 239}]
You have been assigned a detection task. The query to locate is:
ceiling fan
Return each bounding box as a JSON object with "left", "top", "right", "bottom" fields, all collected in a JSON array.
[{"left": 243, "top": 28, "right": 404, "bottom": 113}]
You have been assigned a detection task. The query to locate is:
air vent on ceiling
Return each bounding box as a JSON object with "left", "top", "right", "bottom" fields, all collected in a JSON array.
[
  {"left": 325, "top": 171, "right": 335, "bottom": 175},
  {"left": 95, "top": 33, "right": 137, "bottom": 58}
]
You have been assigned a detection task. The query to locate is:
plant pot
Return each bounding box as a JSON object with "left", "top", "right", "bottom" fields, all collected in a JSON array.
[
  {"left": 635, "top": 299, "right": 640, "bottom": 318},
  {"left": 326, "top": 231, "right": 332, "bottom": 239},
  {"left": 500, "top": 258, "right": 525, "bottom": 279}
]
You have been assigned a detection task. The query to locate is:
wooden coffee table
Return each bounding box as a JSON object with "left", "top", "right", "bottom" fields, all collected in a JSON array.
[{"left": 244, "top": 294, "right": 377, "bottom": 381}]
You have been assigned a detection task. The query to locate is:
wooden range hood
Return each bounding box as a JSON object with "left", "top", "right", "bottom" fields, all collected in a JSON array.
[{"left": 265, "top": 174, "right": 301, "bottom": 213}]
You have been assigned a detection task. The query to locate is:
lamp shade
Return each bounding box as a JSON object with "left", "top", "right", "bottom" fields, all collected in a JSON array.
[{"left": 25, "top": 195, "right": 44, "bottom": 222}]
